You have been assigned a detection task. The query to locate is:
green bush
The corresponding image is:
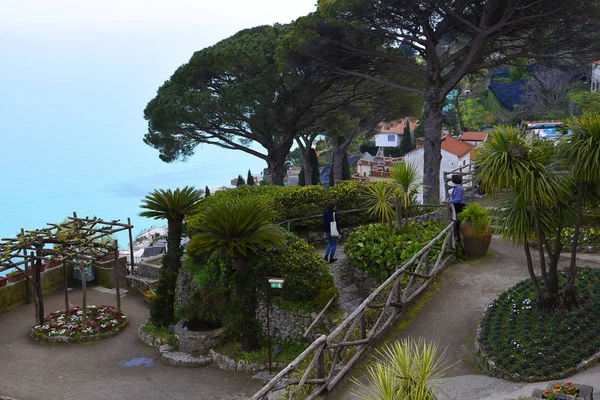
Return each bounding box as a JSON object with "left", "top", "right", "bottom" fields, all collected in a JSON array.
[
  {"left": 188, "top": 181, "right": 375, "bottom": 231},
  {"left": 250, "top": 231, "right": 339, "bottom": 309},
  {"left": 182, "top": 231, "right": 339, "bottom": 337},
  {"left": 345, "top": 221, "right": 447, "bottom": 281}
]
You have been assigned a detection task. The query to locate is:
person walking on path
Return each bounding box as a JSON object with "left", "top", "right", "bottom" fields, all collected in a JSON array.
[
  {"left": 449, "top": 174, "right": 466, "bottom": 242},
  {"left": 323, "top": 202, "right": 339, "bottom": 263}
]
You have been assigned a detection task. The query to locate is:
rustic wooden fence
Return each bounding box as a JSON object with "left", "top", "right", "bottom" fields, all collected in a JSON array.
[{"left": 251, "top": 220, "right": 456, "bottom": 400}]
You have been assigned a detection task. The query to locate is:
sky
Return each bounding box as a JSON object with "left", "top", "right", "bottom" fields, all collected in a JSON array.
[{"left": 0, "top": 0, "right": 318, "bottom": 241}]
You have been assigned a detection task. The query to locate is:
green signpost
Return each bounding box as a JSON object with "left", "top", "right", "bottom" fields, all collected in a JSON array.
[{"left": 266, "top": 277, "right": 285, "bottom": 374}]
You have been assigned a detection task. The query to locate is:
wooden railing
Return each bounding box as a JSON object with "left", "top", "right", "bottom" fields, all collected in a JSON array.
[{"left": 251, "top": 221, "right": 456, "bottom": 400}]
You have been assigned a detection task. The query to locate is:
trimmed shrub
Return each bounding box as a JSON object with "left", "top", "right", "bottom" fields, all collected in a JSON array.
[{"left": 345, "top": 221, "right": 447, "bottom": 281}]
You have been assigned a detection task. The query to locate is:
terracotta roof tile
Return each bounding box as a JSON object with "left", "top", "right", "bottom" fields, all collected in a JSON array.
[
  {"left": 379, "top": 118, "right": 420, "bottom": 133},
  {"left": 441, "top": 136, "right": 474, "bottom": 157},
  {"left": 460, "top": 131, "right": 488, "bottom": 141}
]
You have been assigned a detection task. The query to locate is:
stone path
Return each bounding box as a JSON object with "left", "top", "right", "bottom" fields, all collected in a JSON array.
[
  {"left": 323, "top": 247, "right": 371, "bottom": 315},
  {"left": 328, "top": 237, "right": 600, "bottom": 399}
]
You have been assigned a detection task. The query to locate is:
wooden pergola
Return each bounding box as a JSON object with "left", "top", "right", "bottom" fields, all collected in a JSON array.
[{"left": 0, "top": 213, "right": 135, "bottom": 326}]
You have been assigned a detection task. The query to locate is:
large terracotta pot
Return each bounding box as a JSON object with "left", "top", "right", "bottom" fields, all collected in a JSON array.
[{"left": 459, "top": 221, "right": 492, "bottom": 258}]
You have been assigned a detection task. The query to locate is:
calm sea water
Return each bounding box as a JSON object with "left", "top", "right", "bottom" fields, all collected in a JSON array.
[{"left": 0, "top": 137, "right": 266, "bottom": 247}]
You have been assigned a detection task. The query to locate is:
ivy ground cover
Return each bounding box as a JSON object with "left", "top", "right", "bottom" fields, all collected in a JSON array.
[
  {"left": 480, "top": 268, "right": 600, "bottom": 380},
  {"left": 31, "top": 305, "right": 128, "bottom": 343}
]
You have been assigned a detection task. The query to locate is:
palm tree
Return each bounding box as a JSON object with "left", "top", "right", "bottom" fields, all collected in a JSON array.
[
  {"left": 140, "top": 186, "right": 204, "bottom": 326},
  {"left": 560, "top": 113, "right": 600, "bottom": 302},
  {"left": 187, "top": 198, "right": 285, "bottom": 352},
  {"left": 475, "top": 126, "right": 574, "bottom": 309},
  {"left": 390, "top": 162, "right": 423, "bottom": 228},
  {"left": 365, "top": 182, "right": 397, "bottom": 226}
]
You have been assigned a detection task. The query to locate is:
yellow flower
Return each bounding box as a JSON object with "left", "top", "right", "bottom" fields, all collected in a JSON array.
[{"left": 554, "top": 389, "right": 560, "bottom": 393}]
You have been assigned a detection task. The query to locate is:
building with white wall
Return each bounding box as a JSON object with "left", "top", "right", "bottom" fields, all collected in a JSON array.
[
  {"left": 403, "top": 135, "right": 474, "bottom": 202},
  {"left": 592, "top": 61, "right": 600, "bottom": 92},
  {"left": 375, "top": 119, "right": 419, "bottom": 147}
]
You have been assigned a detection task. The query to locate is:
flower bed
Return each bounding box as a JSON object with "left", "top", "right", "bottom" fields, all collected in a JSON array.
[
  {"left": 31, "top": 305, "right": 128, "bottom": 343},
  {"left": 476, "top": 268, "right": 600, "bottom": 381}
]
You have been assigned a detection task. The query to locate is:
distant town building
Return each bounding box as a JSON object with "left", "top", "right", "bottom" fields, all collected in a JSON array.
[
  {"left": 354, "top": 152, "right": 403, "bottom": 182},
  {"left": 459, "top": 131, "right": 489, "bottom": 147},
  {"left": 375, "top": 118, "right": 419, "bottom": 148},
  {"left": 404, "top": 135, "right": 475, "bottom": 202},
  {"left": 592, "top": 61, "right": 600, "bottom": 92}
]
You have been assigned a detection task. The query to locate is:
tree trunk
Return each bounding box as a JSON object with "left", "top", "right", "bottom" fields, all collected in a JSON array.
[
  {"left": 332, "top": 134, "right": 353, "bottom": 184},
  {"left": 296, "top": 135, "right": 318, "bottom": 186},
  {"left": 523, "top": 238, "right": 542, "bottom": 301},
  {"left": 303, "top": 147, "right": 313, "bottom": 186},
  {"left": 234, "top": 254, "right": 260, "bottom": 352},
  {"left": 266, "top": 138, "right": 295, "bottom": 186},
  {"left": 150, "top": 218, "right": 183, "bottom": 326},
  {"left": 422, "top": 89, "right": 444, "bottom": 204},
  {"left": 564, "top": 181, "right": 585, "bottom": 306}
]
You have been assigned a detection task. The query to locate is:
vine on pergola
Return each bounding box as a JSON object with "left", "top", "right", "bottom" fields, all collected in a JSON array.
[{"left": 0, "top": 213, "right": 134, "bottom": 326}]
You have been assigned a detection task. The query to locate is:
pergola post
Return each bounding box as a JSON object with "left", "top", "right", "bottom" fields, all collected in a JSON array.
[{"left": 113, "top": 240, "right": 121, "bottom": 312}]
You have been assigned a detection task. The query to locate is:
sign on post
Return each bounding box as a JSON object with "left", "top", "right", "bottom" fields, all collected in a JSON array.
[{"left": 268, "top": 278, "right": 284, "bottom": 289}]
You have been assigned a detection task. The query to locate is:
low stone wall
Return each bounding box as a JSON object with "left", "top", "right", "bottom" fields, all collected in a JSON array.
[
  {"left": 0, "top": 264, "right": 73, "bottom": 314},
  {"left": 93, "top": 256, "right": 128, "bottom": 289},
  {"left": 256, "top": 302, "right": 341, "bottom": 342}
]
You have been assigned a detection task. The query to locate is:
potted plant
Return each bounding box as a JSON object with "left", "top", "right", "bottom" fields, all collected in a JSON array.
[
  {"left": 7, "top": 270, "right": 26, "bottom": 283},
  {"left": 458, "top": 203, "right": 492, "bottom": 258},
  {"left": 143, "top": 288, "right": 157, "bottom": 304},
  {"left": 0, "top": 275, "right": 8, "bottom": 288}
]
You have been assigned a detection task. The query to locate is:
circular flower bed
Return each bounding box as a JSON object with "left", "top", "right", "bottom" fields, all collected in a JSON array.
[
  {"left": 31, "top": 305, "right": 128, "bottom": 343},
  {"left": 477, "top": 268, "right": 600, "bottom": 381}
]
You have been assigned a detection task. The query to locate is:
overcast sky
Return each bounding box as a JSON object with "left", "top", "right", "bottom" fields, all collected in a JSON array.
[{"left": 0, "top": 0, "right": 318, "bottom": 238}]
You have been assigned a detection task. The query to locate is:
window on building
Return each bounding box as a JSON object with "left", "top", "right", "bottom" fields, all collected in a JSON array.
[{"left": 388, "top": 135, "right": 395, "bottom": 142}]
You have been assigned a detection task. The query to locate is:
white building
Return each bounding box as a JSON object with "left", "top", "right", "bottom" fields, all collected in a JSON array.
[
  {"left": 459, "top": 131, "right": 489, "bottom": 147},
  {"left": 592, "top": 61, "right": 600, "bottom": 92},
  {"left": 375, "top": 119, "right": 419, "bottom": 147},
  {"left": 403, "top": 135, "right": 475, "bottom": 202}
]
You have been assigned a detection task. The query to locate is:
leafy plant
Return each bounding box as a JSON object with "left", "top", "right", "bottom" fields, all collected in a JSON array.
[
  {"left": 364, "top": 182, "right": 397, "bottom": 225},
  {"left": 345, "top": 221, "right": 446, "bottom": 281},
  {"left": 353, "top": 338, "right": 450, "bottom": 400},
  {"left": 457, "top": 203, "right": 492, "bottom": 237}
]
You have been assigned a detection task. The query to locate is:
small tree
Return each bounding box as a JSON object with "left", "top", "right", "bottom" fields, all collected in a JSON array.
[
  {"left": 400, "top": 120, "right": 413, "bottom": 156},
  {"left": 476, "top": 126, "right": 575, "bottom": 310},
  {"left": 236, "top": 175, "right": 246, "bottom": 186},
  {"left": 247, "top": 169, "right": 255, "bottom": 186},
  {"left": 187, "top": 199, "right": 285, "bottom": 351},
  {"left": 390, "top": 162, "right": 423, "bottom": 228},
  {"left": 139, "top": 187, "right": 204, "bottom": 326}
]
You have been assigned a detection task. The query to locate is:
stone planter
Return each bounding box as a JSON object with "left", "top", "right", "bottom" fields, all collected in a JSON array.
[
  {"left": 7, "top": 271, "right": 26, "bottom": 283},
  {"left": 0, "top": 276, "right": 7, "bottom": 288},
  {"left": 531, "top": 382, "right": 593, "bottom": 400},
  {"left": 460, "top": 221, "right": 492, "bottom": 258},
  {"left": 174, "top": 320, "right": 226, "bottom": 356}
]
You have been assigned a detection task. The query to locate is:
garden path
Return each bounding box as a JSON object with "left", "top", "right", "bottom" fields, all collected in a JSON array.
[
  {"left": 329, "top": 236, "right": 600, "bottom": 400},
  {"left": 325, "top": 247, "right": 372, "bottom": 315},
  {"left": 0, "top": 287, "right": 263, "bottom": 400}
]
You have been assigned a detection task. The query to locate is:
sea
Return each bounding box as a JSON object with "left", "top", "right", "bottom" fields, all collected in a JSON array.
[
  {"left": 0, "top": 26, "right": 270, "bottom": 254},
  {"left": 0, "top": 134, "right": 266, "bottom": 249}
]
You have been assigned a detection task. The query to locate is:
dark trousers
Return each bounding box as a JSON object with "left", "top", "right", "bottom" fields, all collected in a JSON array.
[{"left": 453, "top": 203, "right": 465, "bottom": 242}]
